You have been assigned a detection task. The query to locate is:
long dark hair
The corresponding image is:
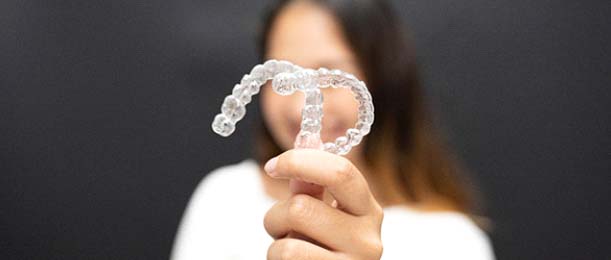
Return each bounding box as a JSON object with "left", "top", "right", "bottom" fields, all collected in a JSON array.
[{"left": 255, "top": 0, "right": 477, "bottom": 214}]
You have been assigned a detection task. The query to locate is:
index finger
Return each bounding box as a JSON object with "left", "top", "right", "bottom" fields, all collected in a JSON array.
[{"left": 264, "top": 149, "right": 380, "bottom": 216}]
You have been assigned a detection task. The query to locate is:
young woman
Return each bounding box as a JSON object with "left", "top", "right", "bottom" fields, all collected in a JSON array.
[{"left": 172, "top": 0, "right": 494, "bottom": 259}]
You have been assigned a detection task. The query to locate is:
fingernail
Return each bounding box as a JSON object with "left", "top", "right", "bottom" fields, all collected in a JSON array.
[{"left": 264, "top": 156, "right": 278, "bottom": 175}]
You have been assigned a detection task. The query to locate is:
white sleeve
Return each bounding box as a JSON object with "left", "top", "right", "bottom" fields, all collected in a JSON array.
[
  {"left": 427, "top": 215, "right": 495, "bottom": 260},
  {"left": 381, "top": 211, "right": 496, "bottom": 260},
  {"left": 170, "top": 170, "right": 230, "bottom": 260}
]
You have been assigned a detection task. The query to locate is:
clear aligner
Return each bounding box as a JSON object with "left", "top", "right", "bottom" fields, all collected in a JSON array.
[{"left": 212, "top": 59, "right": 374, "bottom": 155}]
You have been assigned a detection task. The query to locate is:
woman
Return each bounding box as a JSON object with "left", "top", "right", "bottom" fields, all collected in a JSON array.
[{"left": 172, "top": 0, "right": 494, "bottom": 259}]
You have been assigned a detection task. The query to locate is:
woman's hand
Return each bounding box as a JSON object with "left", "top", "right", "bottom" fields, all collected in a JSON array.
[{"left": 263, "top": 149, "right": 384, "bottom": 260}]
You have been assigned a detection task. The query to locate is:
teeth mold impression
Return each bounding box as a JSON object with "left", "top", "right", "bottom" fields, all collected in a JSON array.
[{"left": 211, "top": 59, "right": 374, "bottom": 156}]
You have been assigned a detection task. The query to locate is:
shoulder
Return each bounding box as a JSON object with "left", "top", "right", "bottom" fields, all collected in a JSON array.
[
  {"left": 180, "top": 159, "right": 262, "bottom": 220},
  {"left": 201, "top": 159, "right": 260, "bottom": 186},
  {"left": 191, "top": 159, "right": 260, "bottom": 200},
  {"left": 381, "top": 206, "right": 495, "bottom": 260},
  {"left": 171, "top": 159, "right": 264, "bottom": 260}
]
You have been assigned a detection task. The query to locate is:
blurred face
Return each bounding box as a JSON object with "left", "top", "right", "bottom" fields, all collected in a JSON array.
[{"left": 262, "top": 0, "right": 364, "bottom": 157}]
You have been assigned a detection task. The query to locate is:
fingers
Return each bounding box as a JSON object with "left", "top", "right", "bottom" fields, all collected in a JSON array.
[
  {"left": 267, "top": 238, "right": 339, "bottom": 260},
  {"left": 264, "top": 194, "right": 358, "bottom": 251},
  {"left": 263, "top": 149, "right": 384, "bottom": 259},
  {"left": 289, "top": 179, "right": 325, "bottom": 200},
  {"left": 264, "top": 149, "right": 380, "bottom": 216}
]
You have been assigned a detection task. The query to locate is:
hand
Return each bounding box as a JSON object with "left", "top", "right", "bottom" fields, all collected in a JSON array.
[{"left": 263, "top": 149, "right": 384, "bottom": 260}]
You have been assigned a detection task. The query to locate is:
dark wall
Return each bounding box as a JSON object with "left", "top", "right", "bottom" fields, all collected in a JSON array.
[{"left": 1, "top": 0, "right": 609, "bottom": 259}]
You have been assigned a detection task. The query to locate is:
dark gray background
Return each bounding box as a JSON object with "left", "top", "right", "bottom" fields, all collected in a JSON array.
[{"left": 1, "top": 0, "right": 609, "bottom": 259}]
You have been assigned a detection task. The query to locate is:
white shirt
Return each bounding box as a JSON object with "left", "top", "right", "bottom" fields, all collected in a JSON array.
[{"left": 172, "top": 160, "right": 495, "bottom": 260}]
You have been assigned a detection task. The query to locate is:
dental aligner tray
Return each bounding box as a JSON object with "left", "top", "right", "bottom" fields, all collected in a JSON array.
[{"left": 212, "top": 60, "right": 374, "bottom": 155}]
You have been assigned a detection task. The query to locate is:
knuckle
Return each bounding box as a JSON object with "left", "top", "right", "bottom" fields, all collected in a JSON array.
[
  {"left": 378, "top": 207, "right": 385, "bottom": 222},
  {"left": 272, "top": 239, "right": 299, "bottom": 260},
  {"left": 280, "top": 243, "right": 298, "bottom": 260},
  {"left": 372, "top": 202, "right": 384, "bottom": 220},
  {"left": 362, "top": 237, "right": 384, "bottom": 259},
  {"left": 332, "top": 158, "right": 355, "bottom": 184},
  {"left": 263, "top": 208, "right": 274, "bottom": 235},
  {"left": 287, "top": 194, "right": 312, "bottom": 224},
  {"left": 371, "top": 239, "right": 384, "bottom": 259}
]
